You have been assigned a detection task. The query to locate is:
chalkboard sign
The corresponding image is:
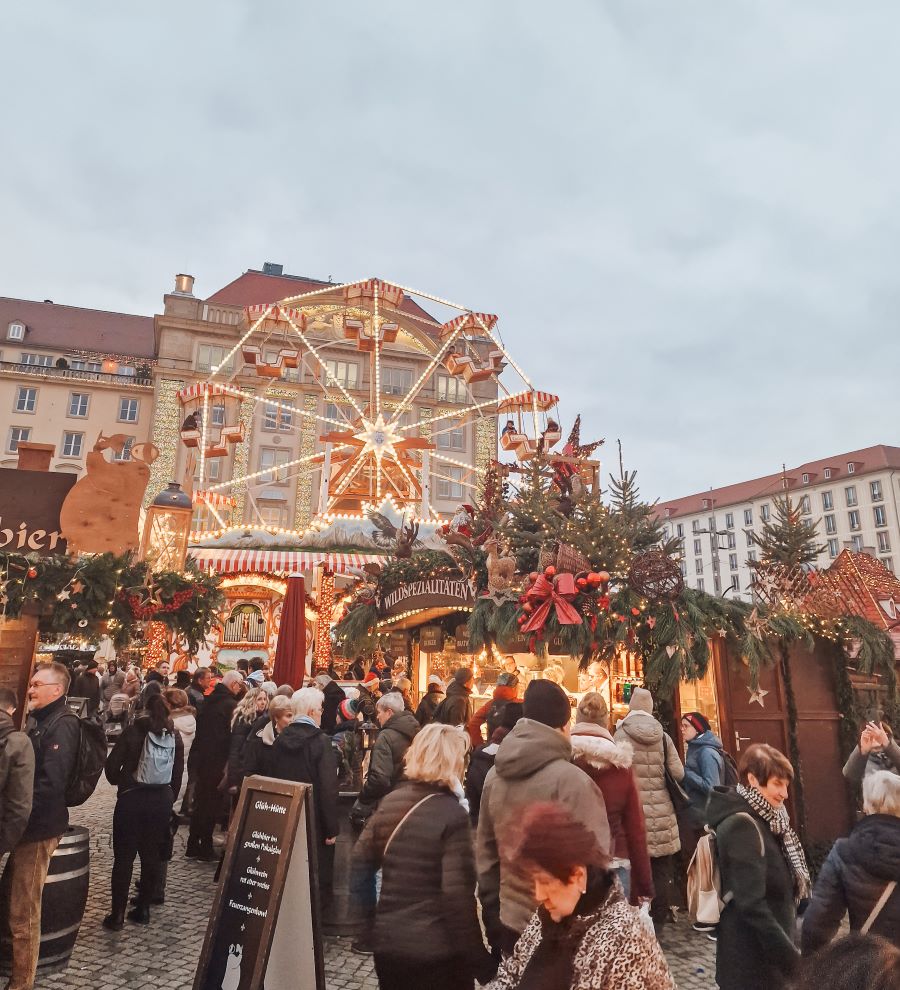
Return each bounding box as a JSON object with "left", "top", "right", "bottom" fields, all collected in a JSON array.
[
  {"left": 419, "top": 626, "right": 443, "bottom": 652},
  {"left": 193, "top": 776, "right": 324, "bottom": 990}
]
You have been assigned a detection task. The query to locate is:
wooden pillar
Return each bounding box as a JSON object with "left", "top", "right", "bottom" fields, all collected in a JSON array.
[{"left": 0, "top": 611, "right": 39, "bottom": 729}]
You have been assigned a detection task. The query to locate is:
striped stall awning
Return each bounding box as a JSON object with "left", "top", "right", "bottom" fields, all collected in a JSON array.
[
  {"left": 189, "top": 548, "right": 384, "bottom": 576},
  {"left": 177, "top": 382, "right": 240, "bottom": 404},
  {"left": 245, "top": 304, "right": 306, "bottom": 324},
  {"left": 440, "top": 312, "right": 499, "bottom": 337},
  {"left": 498, "top": 390, "right": 559, "bottom": 413}
]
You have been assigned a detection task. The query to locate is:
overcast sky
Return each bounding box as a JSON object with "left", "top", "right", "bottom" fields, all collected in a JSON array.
[{"left": 3, "top": 1, "right": 899, "bottom": 501}]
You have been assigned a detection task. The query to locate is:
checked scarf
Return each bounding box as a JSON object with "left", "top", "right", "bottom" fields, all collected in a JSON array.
[{"left": 737, "top": 783, "right": 810, "bottom": 899}]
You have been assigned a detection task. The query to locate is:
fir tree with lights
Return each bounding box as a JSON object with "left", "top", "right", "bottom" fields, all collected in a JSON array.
[{"left": 752, "top": 494, "right": 826, "bottom": 568}]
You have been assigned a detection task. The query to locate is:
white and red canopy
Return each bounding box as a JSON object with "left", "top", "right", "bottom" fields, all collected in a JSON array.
[{"left": 189, "top": 548, "right": 384, "bottom": 576}]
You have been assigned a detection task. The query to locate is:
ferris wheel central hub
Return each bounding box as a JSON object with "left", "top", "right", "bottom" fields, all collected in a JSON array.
[{"left": 354, "top": 414, "right": 402, "bottom": 463}]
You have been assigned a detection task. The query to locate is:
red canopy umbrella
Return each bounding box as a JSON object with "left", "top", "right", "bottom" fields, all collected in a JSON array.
[{"left": 272, "top": 575, "right": 306, "bottom": 689}]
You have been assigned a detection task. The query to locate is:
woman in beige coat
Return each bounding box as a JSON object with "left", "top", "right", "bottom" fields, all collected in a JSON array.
[{"left": 614, "top": 687, "right": 684, "bottom": 930}]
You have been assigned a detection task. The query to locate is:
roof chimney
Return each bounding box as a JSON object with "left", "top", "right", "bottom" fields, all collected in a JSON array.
[
  {"left": 173, "top": 274, "right": 195, "bottom": 296},
  {"left": 262, "top": 262, "right": 283, "bottom": 276}
]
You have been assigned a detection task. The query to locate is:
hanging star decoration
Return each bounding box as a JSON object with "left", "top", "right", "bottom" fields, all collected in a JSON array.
[
  {"left": 745, "top": 607, "right": 768, "bottom": 641},
  {"left": 56, "top": 588, "right": 71, "bottom": 602},
  {"left": 748, "top": 685, "right": 769, "bottom": 707},
  {"left": 717, "top": 628, "right": 727, "bottom": 638}
]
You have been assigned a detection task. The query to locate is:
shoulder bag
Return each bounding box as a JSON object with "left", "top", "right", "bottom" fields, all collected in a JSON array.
[{"left": 663, "top": 734, "right": 691, "bottom": 814}]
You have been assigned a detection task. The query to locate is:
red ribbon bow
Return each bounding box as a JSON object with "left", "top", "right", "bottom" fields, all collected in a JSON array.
[{"left": 521, "top": 572, "right": 582, "bottom": 634}]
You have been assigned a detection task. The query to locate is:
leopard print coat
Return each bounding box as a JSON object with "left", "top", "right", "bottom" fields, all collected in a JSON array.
[{"left": 485, "top": 884, "right": 675, "bottom": 990}]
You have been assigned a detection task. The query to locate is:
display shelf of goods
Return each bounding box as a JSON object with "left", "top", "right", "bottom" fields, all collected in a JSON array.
[{"left": 0, "top": 551, "right": 223, "bottom": 651}]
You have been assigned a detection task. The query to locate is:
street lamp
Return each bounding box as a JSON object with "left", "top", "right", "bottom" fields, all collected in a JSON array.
[{"left": 139, "top": 481, "right": 193, "bottom": 572}]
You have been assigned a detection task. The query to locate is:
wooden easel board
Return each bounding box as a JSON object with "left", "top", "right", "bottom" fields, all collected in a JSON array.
[{"left": 193, "top": 776, "right": 325, "bottom": 990}]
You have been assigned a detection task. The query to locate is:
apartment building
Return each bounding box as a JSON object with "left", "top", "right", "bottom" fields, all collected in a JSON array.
[
  {"left": 656, "top": 445, "right": 900, "bottom": 600},
  {"left": 0, "top": 297, "right": 155, "bottom": 475},
  {"left": 150, "top": 266, "right": 497, "bottom": 533}
]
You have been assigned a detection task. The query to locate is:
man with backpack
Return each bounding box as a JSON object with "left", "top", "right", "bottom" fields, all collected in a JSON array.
[
  {"left": 435, "top": 667, "right": 475, "bottom": 727},
  {"left": 3, "top": 663, "right": 80, "bottom": 990}
]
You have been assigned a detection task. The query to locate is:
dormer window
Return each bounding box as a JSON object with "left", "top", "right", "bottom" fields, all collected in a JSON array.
[
  {"left": 7, "top": 322, "right": 24, "bottom": 341},
  {"left": 802, "top": 473, "right": 809, "bottom": 484},
  {"left": 847, "top": 462, "right": 856, "bottom": 474},
  {"left": 824, "top": 468, "right": 832, "bottom": 479},
  {"left": 702, "top": 498, "right": 710, "bottom": 509}
]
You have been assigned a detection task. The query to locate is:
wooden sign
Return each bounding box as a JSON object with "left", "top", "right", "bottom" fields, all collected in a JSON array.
[
  {"left": 0, "top": 614, "right": 38, "bottom": 729},
  {"left": 389, "top": 631, "right": 409, "bottom": 656},
  {"left": 419, "top": 626, "right": 444, "bottom": 652},
  {"left": 0, "top": 468, "right": 76, "bottom": 556},
  {"left": 380, "top": 578, "right": 475, "bottom": 618},
  {"left": 193, "top": 776, "right": 324, "bottom": 990}
]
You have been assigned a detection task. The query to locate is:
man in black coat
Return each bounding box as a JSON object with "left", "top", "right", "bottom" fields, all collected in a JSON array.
[
  {"left": 351, "top": 693, "right": 419, "bottom": 824},
  {"left": 70, "top": 659, "right": 102, "bottom": 717},
  {"left": 3, "top": 663, "right": 79, "bottom": 990},
  {"left": 435, "top": 667, "right": 475, "bottom": 727},
  {"left": 315, "top": 674, "right": 346, "bottom": 735},
  {"left": 187, "top": 670, "right": 243, "bottom": 861}
]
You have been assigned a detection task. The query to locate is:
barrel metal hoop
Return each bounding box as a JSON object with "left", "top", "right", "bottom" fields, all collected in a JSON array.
[
  {"left": 48, "top": 847, "right": 86, "bottom": 859},
  {"left": 36, "top": 949, "right": 76, "bottom": 966},
  {"left": 39, "top": 920, "right": 82, "bottom": 940},
  {"left": 44, "top": 866, "right": 89, "bottom": 883}
]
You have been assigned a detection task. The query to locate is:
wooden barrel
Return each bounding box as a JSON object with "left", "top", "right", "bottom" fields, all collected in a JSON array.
[
  {"left": 0, "top": 826, "right": 90, "bottom": 975},
  {"left": 321, "top": 793, "right": 361, "bottom": 937}
]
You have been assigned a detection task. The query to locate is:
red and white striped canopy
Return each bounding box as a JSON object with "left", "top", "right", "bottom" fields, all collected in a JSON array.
[
  {"left": 177, "top": 382, "right": 240, "bottom": 405},
  {"left": 441, "top": 312, "right": 498, "bottom": 337},
  {"left": 498, "top": 391, "right": 559, "bottom": 413},
  {"left": 245, "top": 304, "right": 306, "bottom": 324},
  {"left": 194, "top": 490, "right": 237, "bottom": 509},
  {"left": 189, "top": 548, "right": 384, "bottom": 576}
]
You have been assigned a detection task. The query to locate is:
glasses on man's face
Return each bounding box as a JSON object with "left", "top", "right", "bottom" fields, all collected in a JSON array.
[{"left": 29, "top": 680, "right": 57, "bottom": 691}]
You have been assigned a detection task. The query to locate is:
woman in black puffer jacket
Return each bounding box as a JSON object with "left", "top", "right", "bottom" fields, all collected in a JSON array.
[
  {"left": 352, "top": 724, "right": 495, "bottom": 990},
  {"left": 802, "top": 770, "right": 900, "bottom": 953}
]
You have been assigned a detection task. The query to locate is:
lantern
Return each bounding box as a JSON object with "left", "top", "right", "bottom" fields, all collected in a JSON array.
[{"left": 140, "top": 481, "right": 192, "bottom": 572}]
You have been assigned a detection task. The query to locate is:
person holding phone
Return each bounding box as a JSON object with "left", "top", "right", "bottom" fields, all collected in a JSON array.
[{"left": 843, "top": 720, "right": 900, "bottom": 787}]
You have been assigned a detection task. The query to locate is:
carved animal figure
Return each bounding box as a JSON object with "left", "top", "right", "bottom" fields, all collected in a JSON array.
[
  {"left": 395, "top": 520, "right": 419, "bottom": 559},
  {"left": 484, "top": 537, "right": 516, "bottom": 592}
]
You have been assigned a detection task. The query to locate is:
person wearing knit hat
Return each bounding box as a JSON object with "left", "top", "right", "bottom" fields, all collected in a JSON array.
[
  {"left": 338, "top": 697, "right": 360, "bottom": 723},
  {"left": 414, "top": 674, "right": 445, "bottom": 728},
  {"left": 434, "top": 667, "right": 475, "bottom": 728},
  {"left": 466, "top": 672, "right": 520, "bottom": 748},
  {"left": 615, "top": 684, "right": 685, "bottom": 931},
  {"left": 476, "top": 680, "right": 610, "bottom": 954},
  {"left": 681, "top": 709, "right": 727, "bottom": 838}
]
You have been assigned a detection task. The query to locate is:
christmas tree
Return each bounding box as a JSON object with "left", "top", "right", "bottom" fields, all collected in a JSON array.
[
  {"left": 752, "top": 494, "right": 826, "bottom": 568},
  {"left": 608, "top": 442, "right": 681, "bottom": 556}
]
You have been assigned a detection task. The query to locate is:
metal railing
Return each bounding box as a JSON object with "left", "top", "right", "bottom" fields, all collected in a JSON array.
[{"left": 0, "top": 362, "right": 153, "bottom": 387}]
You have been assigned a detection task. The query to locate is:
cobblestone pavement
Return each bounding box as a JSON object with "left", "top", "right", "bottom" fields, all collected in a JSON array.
[{"left": 39, "top": 780, "right": 716, "bottom": 990}]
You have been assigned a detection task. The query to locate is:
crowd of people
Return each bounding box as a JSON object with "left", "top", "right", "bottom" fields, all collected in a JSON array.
[{"left": 0, "top": 651, "right": 896, "bottom": 990}]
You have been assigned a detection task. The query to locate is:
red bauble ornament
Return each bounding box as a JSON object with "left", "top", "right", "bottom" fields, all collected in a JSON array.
[
  {"left": 586, "top": 572, "right": 600, "bottom": 586},
  {"left": 26, "top": 567, "right": 37, "bottom": 579},
  {"left": 597, "top": 570, "right": 610, "bottom": 584},
  {"left": 544, "top": 566, "right": 556, "bottom": 578},
  {"left": 576, "top": 577, "right": 588, "bottom": 589},
  {"left": 522, "top": 603, "right": 534, "bottom": 614},
  {"left": 631, "top": 607, "right": 640, "bottom": 616}
]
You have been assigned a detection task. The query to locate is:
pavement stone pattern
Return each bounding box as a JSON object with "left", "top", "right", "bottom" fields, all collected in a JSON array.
[{"left": 36, "top": 779, "right": 716, "bottom": 990}]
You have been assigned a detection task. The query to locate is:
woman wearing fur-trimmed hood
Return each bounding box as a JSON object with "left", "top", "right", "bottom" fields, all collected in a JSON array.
[{"left": 570, "top": 692, "right": 654, "bottom": 905}]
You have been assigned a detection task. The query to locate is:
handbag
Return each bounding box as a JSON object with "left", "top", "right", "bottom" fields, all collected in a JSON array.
[
  {"left": 861, "top": 880, "right": 897, "bottom": 935},
  {"left": 663, "top": 734, "right": 691, "bottom": 813},
  {"left": 382, "top": 793, "right": 438, "bottom": 859}
]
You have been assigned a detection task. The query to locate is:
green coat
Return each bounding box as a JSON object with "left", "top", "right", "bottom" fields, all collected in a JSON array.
[{"left": 708, "top": 788, "right": 800, "bottom": 990}]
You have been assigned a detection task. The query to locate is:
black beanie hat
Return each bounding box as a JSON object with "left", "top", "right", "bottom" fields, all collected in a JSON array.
[
  {"left": 683, "top": 711, "right": 712, "bottom": 735},
  {"left": 523, "top": 679, "right": 571, "bottom": 729}
]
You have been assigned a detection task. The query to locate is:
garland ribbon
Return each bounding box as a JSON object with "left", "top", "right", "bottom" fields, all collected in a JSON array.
[{"left": 521, "top": 572, "right": 581, "bottom": 634}]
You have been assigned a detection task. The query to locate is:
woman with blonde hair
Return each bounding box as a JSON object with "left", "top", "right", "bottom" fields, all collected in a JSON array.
[{"left": 352, "top": 723, "right": 495, "bottom": 989}]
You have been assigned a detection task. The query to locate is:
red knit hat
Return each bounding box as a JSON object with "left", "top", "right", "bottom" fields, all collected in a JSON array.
[
  {"left": 683, "top": 711, "right": 711, "bottom": 735},
  {"left": 362, "top": 672, "right": 379, "bottom": 686}
]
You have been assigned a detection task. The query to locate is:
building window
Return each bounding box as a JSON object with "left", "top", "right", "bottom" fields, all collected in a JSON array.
[
  {"left": 725, "top": 512, "right": 734, "bottom": 529},
  {"left": 118, "top": 397, "right": 139, "bottom": 423},
  {"left": 875, "top": 505, "right": 887, "bottom": 528},
  {"left": 743, "top": 508, "right": 752, "bottom": 526},
  {"left": 825, "top": 514, "right": 837, "bottom": 534},
  {"left": 263, "top": 350, "right": 299, "bottom": 382},
  {"left": 747, "top": 549, "right": 757, "bottom": 562},
  {"left": 881, "top": 557, "right": 894, "bottom": 573},
  {"left": 436, "top": 375, "right": 466, "bottom": 403},
  {"left": 258, "top": 505, "right": 286, "bottom": 529},
  {"left": 847, "top": 462, "right": 856, "bottom": 474},
  {"left": 211, "top": 404, "right": 226, "bottom": 427},
  {"left": 263, "top": 405, "right": 293, "bottom": 431},
  {"left": 436, "top": 425, "right": 465, "bottom": 451},
  {"left": 323, "top": 359, "right": 359, "bottom": 390},
  {"left": 727, "top": 532, "right": 736, "bottom": 549},
  {"left": 196, "top": 343, "right": 235, "bottom": 373},
  {"left": 382, "top": 367, "right": 413, "bottom": 396},
  {"left": 849, "top": 510, "right": 861, "bottom": 530},
  {"left": 731, "top": 574, "right": 740, "bottom": 592},
  {"left": 193, "top": 458, "right": 221, "bottom": 482},
  {"left": 68, "top": 393, "right": 89, "bottom": 418},
  {"left": 761, "top": 504, "right": 770, "bottom": 522},
  {"left": 70, "top": 358, "right": 101, "bottom": 373},
  {"left": 693, "top": 539, "right": 702, "bottom": 555},
  {"left": 436, "top": 465, "right": 464, "bottom": 500},
  {"left": 14, "top": 387, "right": 36, "bottom": 413},
  {"left": 113, "top": 437, "right": 135, "bottom": 462},
  {"left": 697, "top": 578, "right": 705, "bottom": 592},
  {"left": 824, "top": 468, "right": 832, "bottom": 479},
  {"left": 7, "top": 426, "right": 31, "bottom": 453},
  {"left": 676, "top": 523, "right": 684, "bottom": 538},
  {"left": 822, "top": 491, "right": 833, "bottom": 510},
  {"left": 851, "top": 535, "right": 864, "bottom": 551},
  {"left": 259, "top": 448, "right": 290, "bottom": 484},
  {"left": 871, "top": 480, "right": 883, "bottom": 502},
  {"left": 692, "top": 520, "right": 700, "bottom": 533},
  {"left": 695, "top": 559, "right": 703, "bottom": 575},
  {"left": 827, "top": 538, "right": 839, "bottom": 558},
  {"left": 746, "top": 530, "right": 754, "bottom": 547},
  {"left": 800, "top": 495, "right": 810, "bottom": 515},
  {"left": 845, "top": 486, "right": 858, "bottom": 507},
  {"left": 20, "top": 353, "right": 52, "bottom": 367},
  {"left": 801, "top": 473, "right": 809, "bottom": 484},
  {"left": 62, "top": 431, "right": 84, "bottom": 458},
  {"left": 7, "top": 322, "right": 24, "bottom": 341},
  {"left": 878, "top": 531, "right": 891, "bottom": 553},
  {"left": 729, "top": 553, "right": 738, "bottom": 571}
]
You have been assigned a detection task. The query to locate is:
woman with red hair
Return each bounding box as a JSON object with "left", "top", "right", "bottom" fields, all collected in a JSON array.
[{"left": 485, "top": 802, "right": 674, "bottom": 989}]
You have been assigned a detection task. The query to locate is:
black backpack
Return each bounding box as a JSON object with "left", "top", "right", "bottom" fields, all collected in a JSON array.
[
  {"left": 45, "top": 710, "right": 107, "bottom": 806},
  {"left": 485, "top": 699, "right": 509, "bottom": 739},
  {"left": 721, "top": 751, "right": 739, "bottom": 788}
]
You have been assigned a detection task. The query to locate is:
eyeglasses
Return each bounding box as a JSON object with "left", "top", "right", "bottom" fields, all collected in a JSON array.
[{"left": 29, "top": 679, "right": 58, "bottom": 691}]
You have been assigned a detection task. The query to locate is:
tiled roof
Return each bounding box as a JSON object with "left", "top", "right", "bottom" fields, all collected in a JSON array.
[
  {"left": 0, "top": 297, "right": 154, "bottom": 359},
  {"left": 206, "top": 271, "right": 438, "bottom": 328},
  {"left": 657, "top": 445, "right": 900, "bottom": 519},
  {"left": 809, "top": 550, "right": 900, "bottom": 631}
]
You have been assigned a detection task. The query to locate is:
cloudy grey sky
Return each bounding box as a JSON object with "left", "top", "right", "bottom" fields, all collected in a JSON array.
[{"left": 3, "top": 1, "right": 898, "bottom": 501}]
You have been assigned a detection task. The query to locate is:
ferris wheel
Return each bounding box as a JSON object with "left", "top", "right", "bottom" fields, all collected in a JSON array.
[{"left": 179, "top": 277, "right": 561, "bottom": 530}]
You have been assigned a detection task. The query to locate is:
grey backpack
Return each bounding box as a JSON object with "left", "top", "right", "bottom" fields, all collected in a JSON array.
[{"left": 136, "top": 730, "right": 175, "bottom": 786}]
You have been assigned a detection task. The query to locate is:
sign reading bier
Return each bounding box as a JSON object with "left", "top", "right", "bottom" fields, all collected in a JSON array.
[
  {"left": 380, "top": 577, "right": 475, "bottom": 618},
  {"left": 0, "top": 469, "right": 75, "bottom": 556}
]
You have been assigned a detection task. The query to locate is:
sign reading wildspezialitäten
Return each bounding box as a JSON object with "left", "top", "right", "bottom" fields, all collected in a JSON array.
[
  {"left": 0, "top": 468, "right": 75, "bottom": 556},
  {"left": 380, "top": 577, "right": 475, "bottom": 618},
  {"left": 193, "top": 776, "right": 324, "bottom": 990}
]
